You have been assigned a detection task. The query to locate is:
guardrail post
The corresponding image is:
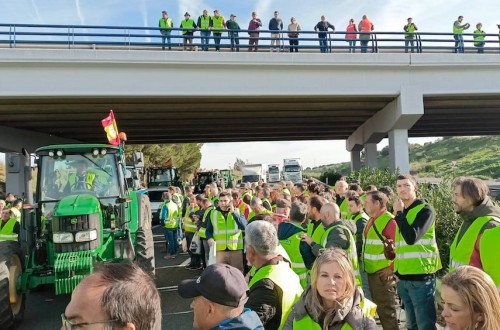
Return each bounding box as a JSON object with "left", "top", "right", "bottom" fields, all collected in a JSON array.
[
  {"left": 67, "top": 27, "right": 71, "bottom": 49},
  {"left": 10, "top": 26, "right": 16, "bottom": 48}
]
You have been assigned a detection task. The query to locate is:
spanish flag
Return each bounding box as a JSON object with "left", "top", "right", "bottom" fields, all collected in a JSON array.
[{"left": 101, "top": 110, "right": 121, "bottom": 146}]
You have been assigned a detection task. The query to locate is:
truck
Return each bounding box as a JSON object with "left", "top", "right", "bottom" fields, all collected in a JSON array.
[
  {"left": 241, "top": 164, "right": 266, "bottom": 183},
  {"left": 0, "top": 144, "right": 155, "bottom": 328},
  {"left": 283, "top": 158, "right": 303, "bottom": 184},
  {"left": 267, "top": 164, "right": 281, "bottom": 183}
]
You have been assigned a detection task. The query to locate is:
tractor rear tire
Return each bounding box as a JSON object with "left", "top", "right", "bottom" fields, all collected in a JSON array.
[
  {"left": 136, "top": 194, "right": 155, "bottom": 277},
  {"left": 0, "top": 242, "right": 26, "bottom": 330}
]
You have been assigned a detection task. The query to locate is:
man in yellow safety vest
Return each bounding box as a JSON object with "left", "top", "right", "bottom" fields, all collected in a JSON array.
[{"left": 450, "top": 177, "right": 500, "bottom": 291}]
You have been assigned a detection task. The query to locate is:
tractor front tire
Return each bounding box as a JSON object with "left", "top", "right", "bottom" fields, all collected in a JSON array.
[
  {"left": 0, "top": 242, "right": 26, "bottom": 330},
  {"left": 136, "top": 194, "right": 155, "bottom": 277}
]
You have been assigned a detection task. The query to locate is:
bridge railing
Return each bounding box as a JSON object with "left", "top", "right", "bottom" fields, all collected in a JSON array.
[{"left": 1, "top": 23, "right": 499, "bottom": 53}]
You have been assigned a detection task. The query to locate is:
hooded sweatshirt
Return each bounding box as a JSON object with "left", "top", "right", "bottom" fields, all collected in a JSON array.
[
  {"left": 283, "top": 286, "right": 377, "bottom": 330},
  {"left": 277, "top": 222, "right": 316, "bottom": 269},
  {"left": 456, "top": 196, "right": 500, "bottom": 242},
  {"left": 456, "top": 196, "right": 500, "bottom": 269},
  {"left": 212, "top": 308, "right": 264, "bottom": 330}
]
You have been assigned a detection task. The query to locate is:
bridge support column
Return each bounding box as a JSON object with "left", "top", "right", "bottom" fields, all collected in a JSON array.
[
  {"left": 346, "top": 86, "right": 424, "bottom": 173},
  {"left": 5, "top": 152, "right": 27, "bottom": 198},
  {"left": 365, "top": 143, "right": 378, "bottom": 168},
  {"left": 351, "top": 150, "right": 361, "bottom": 171},
  {"left": 389, "top": 128, "right": 410, "bottom": 174}
]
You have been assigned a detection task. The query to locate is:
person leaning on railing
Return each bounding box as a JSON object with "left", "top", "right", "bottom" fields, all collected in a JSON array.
[
  {"left": 358, "top": 15, "right": 374, "bottom": 53},
  {"left": 453, "top": 15, "right": 470, "bottom": 53},
  {"left": 404, "top": 17, "right": 418, "bottom": 53},
  {"left": 287, "top": 17, "right": 301, "bottom": 53},
  {"left": 226, "top": 14, "right": 241, "bottom": 52},
  {"left": 314, "top": 15, "right": 335, "bottom": 53},
  {"left": 158, "top": 11, "right": 173, "bottom": 50},
  {"left": 345, "top": 18, "right": 357, "bottom": 53},
  {"left": 474, "top": 23, "right": 486, "bottom": 53},
  {"left": 180, "top": 12, "right": 197, "bottom": 51},
  {"left": 248, "top": 11, "right": 262, "bottom": 52}
]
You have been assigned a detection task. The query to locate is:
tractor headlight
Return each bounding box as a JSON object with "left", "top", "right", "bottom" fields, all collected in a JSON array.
[
  {"left": 53, "top": 232, "right": 74, "bottom": 243},
  {"left": 75, "top": 229, "right": 98, "bottom": 242}
]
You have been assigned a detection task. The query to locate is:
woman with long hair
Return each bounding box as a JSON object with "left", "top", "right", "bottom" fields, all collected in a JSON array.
[
  {"left": 441, "top": 265, "right": 500, "bottom": 330},
  {"left": 284, "top": 248, "right": 376, "bottom": 329}
]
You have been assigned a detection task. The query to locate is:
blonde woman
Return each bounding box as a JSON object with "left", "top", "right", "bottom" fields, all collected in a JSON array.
[
  {"left": 284, "top": 248, "right": 377, "bottom": 329},
  {"left": 441, "top": 265, "right": 500, "bottom": 330}
]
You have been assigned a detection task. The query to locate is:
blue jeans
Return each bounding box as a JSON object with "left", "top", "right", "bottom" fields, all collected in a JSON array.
[
  {"left": 160, "top": 30, "right": 171, "bottom": 50},
  {"left": 454, "top": 34, "right": 464, "bottom": 53},
  {"left": 397, "top": 278, "right": 437, "bottom": 330},
  {"left": 213, "top": 33, "right": 222, "bottom": 51},
  {"left": 318, "top": 36, "right": 327, "bottom": 53},
  {"left": 359, "top": 261, "right": 372, "bottom": 300},
  {"left": 200, "top": 30, "right": 211, "bottom": 51},
  {"left": 229, "top": 31, "right": 239, "bottom": 51},
  {"left": 475, "top": 42, "right": 485, "bottom": 53},
  {"left": 405, "top": 37, "right": 415, "bottom": 53},
  {"left": 347, "top": 39, "right": 356, "bottom": 53},
  {"left": 164, "top": 228, "right": 178, "bottom": 255},
  {"left": 360, "top": 39, "right": 369, "bottom": 53}
]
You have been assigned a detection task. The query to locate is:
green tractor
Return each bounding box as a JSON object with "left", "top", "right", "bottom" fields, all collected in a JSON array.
[
  {"left": 145, "top": 166, "right": 181, "bottom": 188},
  {"left": 0, "top": 144, "right": 154, "bottom": 328}
]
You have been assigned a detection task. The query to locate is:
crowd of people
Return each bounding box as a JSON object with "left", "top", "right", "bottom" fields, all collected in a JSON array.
[
  {"left": 154, "top": 174, "right": 500, "bottom": 329},
  {"left": 0, "top": 193, "right": 24, "bottom": 241},
  {"left": 5, "top": 172, "right": 497, "bottom": 329},
  {"left": 158, "top": 9, "right": 500, "bottom": 53}
]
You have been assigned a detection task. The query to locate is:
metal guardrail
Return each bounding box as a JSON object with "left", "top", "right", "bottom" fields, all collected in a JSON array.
[{"left": 1, "top": 23, "right": 499, "bottom": 53}]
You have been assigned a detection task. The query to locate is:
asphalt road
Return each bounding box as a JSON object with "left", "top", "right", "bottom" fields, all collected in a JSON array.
[
  {"left": 17, "top": 225, "right": 407, "bottom": 329},
  {"left": 18, "top": 225, "right": 199, "bottom": 330}
]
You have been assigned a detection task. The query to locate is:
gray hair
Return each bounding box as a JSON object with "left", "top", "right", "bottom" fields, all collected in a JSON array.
[
  {"left": 250, "top": 197, "right": 263, "bottom": 208},
  {"left": 245, "top": 221, "right": 278, "bottom": 256}
]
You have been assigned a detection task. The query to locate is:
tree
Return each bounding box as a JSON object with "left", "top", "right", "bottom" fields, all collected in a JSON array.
[
  {"left": 233, "top": 158, "right": 246, "bottom": 171},
  {"left": 128, "top": 143, "right": 203, "bottom": 179}
]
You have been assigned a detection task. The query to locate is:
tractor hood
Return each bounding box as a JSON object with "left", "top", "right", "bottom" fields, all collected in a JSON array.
[{"left": 54, "top": 194, "right": 100, "bottom": 216}]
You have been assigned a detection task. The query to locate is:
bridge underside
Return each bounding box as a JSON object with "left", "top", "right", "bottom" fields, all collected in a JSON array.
[{"left": 1, "top": 94, "right": 499, "bottom": 145}]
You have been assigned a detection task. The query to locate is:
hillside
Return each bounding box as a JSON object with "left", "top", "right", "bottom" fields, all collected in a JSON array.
[{"left": 304, "top": 136, "right": 500, "bottom": 179}]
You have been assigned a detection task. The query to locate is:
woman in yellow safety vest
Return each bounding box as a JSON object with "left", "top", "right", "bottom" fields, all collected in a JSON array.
[{"left": 284, "top": 248, "right": 377, "bottom": 330}]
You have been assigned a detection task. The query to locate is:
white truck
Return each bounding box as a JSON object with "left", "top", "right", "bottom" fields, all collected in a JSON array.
[
  {"left": 267, "top": 164, "right": 281, "bottom": 183},
  {"left": 241, "top": 164, "right": 266, "bottom": 183},
  {"left": 283, "top": 158, "right": 303, "bottom": 184}
]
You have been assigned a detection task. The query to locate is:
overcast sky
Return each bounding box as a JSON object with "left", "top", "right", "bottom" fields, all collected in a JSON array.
[{"left": 2, "top": 0, "right": 496, "bottom": 168}]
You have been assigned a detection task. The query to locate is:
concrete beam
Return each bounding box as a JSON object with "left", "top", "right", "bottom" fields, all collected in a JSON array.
[
  {"left": 389, "top": 129, "right": 410, "bottom": 173},
  {"left": 0, "top": 125, "right": 80, "bottom": 153},
  {"left": 365, "top": 143, "right": 378, "bottom": 168},
  {"left": 346, "top": 86, "right": 424, "bottom": 152},
  {"left": 351, "top": 151, "right": 361, "bottom": 171}
]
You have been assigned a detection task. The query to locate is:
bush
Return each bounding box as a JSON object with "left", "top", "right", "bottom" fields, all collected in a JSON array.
[
  {"left": 347, "top": 168, "right": 400, "bottom": 190},
  {"left": 319, "top": 170, "right": 342, "bottom": 186},
  {"left": 418, "top": 178, "right": 461, "bottom": 275}
]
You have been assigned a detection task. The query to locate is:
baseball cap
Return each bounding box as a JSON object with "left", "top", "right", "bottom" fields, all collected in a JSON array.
[
  {"left": 184, "top": 12, "right": 190, "bottom": 16},
  {"left": 230, "top": 14, "right": 236, "bottom": 17},
  {"left": 276, "top": 198, "right": 291, "bottom": 208},
  {"left": 178, "top": 264, "right": 248, "bottom": 307}
]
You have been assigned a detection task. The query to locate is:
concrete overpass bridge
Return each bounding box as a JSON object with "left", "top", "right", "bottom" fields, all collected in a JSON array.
[{"left": 1, "top": 48, "right": 500, "bottom": 194}]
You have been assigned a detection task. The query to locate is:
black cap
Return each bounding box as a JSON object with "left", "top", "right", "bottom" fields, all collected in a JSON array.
[
  {"left": 178, "top": 264, "right": 248, "bottom": 307},
  {"left": 184, "top": 12, "right": 190, "bottom": 16}
]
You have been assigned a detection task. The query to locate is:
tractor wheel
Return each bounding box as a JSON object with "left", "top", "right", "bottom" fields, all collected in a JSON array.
[
  {"left": 136, "top": 194, "right": 155, "bottom": 277},
  {"left": 0, "top": 242, "right": 26, "bottom": 330}
]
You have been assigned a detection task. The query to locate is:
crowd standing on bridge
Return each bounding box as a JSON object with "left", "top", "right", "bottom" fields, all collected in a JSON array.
[
  {"left": 157, "top": 8, "right": 500, "bottom": 53},
  {"left": 163, "top": 174, "right": 500, "bottom": 329}
]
